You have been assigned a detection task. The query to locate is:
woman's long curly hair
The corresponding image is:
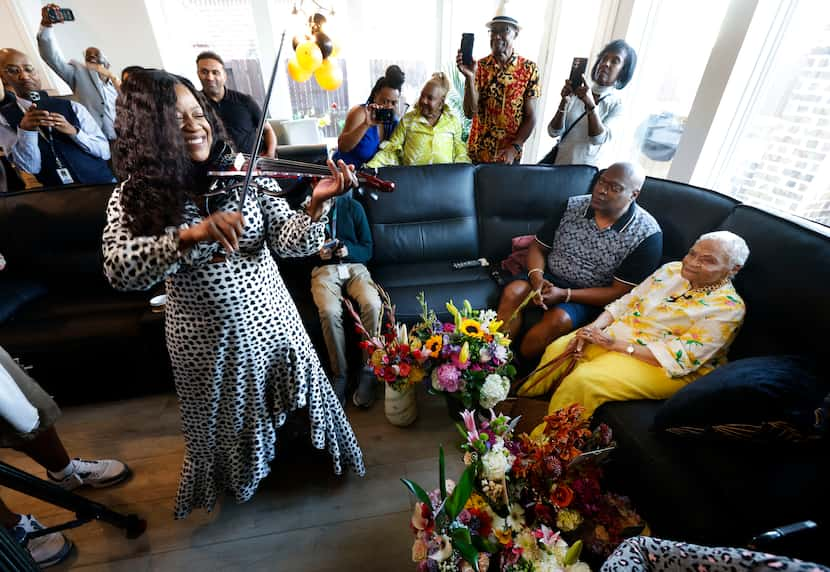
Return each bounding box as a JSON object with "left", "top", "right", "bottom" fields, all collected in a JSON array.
[{"left": 114, "top": 70, "right": 229, "bottom": 235}]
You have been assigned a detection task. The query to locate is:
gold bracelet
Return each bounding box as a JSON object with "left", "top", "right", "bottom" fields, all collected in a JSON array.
[
  {"left": 565, "top": 288, "right": 572, "bottom": 303},
  {"left": 527, "top": 268, "right": 544, "bottom": 277}
]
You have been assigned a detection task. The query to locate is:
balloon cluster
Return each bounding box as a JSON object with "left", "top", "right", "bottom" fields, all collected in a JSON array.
[{"left": 288, "top": 12, "right": 342, "bottom": 91}]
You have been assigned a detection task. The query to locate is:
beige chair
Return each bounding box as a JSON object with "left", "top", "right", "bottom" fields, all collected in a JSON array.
[{"left": 268, "top": 118, "right": 323, "bottom": 146}]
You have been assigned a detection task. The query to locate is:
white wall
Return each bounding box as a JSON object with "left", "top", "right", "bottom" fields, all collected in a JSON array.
[{"left": 2, "top": 0, "right": 164, "bottom": 95}]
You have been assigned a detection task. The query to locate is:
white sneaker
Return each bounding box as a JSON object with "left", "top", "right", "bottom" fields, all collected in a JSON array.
[
  {"left": 12, "top": 514, "right": 72, "bottom": 568},
  {"left": 48, "top": 458, "right": 131, "bottom": 491}
]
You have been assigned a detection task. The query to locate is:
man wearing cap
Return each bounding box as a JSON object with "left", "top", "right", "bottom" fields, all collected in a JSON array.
[{"left": 456, "top": 5, "right": 540, "bottom": 164}]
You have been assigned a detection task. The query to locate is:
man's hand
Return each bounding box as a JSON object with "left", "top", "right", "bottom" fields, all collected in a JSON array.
[
  {"left": 319, "top": 247, "right": 333, "bottom": 260},
  {"left": 335, "top": 244, "right": 348, "bottom": 258},
  {"left": 497, "top": 144, "right": 518, "bottom": 164},
  {"left": 19, "top": 106, "right": 52, "bottom": 131},
  {"left": 48, "top": 112, "right": 77, "bottom": 136},
  {"left": 456, "top": 49, "right": 475, "bottom": 80},
  {"left": 40, "top": 4, "right": 61, "bottom": 27}
]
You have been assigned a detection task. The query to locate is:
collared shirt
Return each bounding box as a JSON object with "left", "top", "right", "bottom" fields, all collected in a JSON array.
[
  {"left": 550, "top": 90, "right": 623, "bottom": 168},
  {"left": 37, "top": 26, "right": 118, "bottom": 140},
  {"left": 366, "top": 105, "right": 470, "bottom": 167},
  {"left": 467, "top": 53, "right": 540, "bottom": 163},
  {"left": 205, "top": 88, "right": 264, "bottom": 153},
  {"left": 0, "top": 96, "right": 111, "bottom": 175},
  {"left": 605, "top": 261, "right": 746, "bottom": 378},
  {"left": 535, "top": 195, "right": 662, "bottom": 288}
]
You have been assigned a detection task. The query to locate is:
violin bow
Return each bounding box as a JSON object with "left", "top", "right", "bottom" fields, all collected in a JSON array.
[{"left": 238, "top": 30, "right": 287, "bottom": 211}]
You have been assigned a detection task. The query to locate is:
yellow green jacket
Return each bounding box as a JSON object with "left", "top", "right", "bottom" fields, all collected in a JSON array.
[{"left": 366, "top": 105, "right": 471, "bottom": 167}]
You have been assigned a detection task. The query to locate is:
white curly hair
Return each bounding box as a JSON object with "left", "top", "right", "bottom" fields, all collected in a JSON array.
[{"left": 695, "top": 231, "right": 750, "bottom": 267}]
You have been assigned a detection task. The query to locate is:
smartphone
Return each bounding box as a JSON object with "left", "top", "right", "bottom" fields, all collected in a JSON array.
[
  {"left": 47, "top": 7, "right": 75, "bottom": 23},
  {"left": 373, "top": 107, "right": 394, "bottom": 122},
  {"left": 460, "top": 33, "right": 475, "bottom": 66},
  {"left": 569, "top": 57, "right": 588, "bottom": 90},
  {"left": 323, "top": 239, "right": 340, "bottom": 250}
]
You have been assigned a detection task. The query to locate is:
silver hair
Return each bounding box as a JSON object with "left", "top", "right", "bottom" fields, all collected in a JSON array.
[{"left": 695, "top": 231, "right": 750, "bottom": 267}]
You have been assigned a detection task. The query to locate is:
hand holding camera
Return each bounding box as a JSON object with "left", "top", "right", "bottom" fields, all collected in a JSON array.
[{"left": 41, "top": 3, "right": 75, "bottom": 27}]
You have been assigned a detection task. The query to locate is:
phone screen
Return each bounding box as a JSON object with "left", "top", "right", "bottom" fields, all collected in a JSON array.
[
  {"left": 461, "top": 33, "right": 475, "bottom": 66},
  {"left": 569, "top": 57, "right": 589, "bottom": 90}
]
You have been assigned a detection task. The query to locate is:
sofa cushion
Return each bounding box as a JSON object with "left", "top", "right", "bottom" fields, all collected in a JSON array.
[
  {"left": 636, "top": 177, "right": 738, "bottom": 263},
  {"left": 361, "top": 164, "right": 479, "bottom": 265},
  {"left": 653, "top": 356, "right": 826, "bottom": 442},
  {"left": 371, "top": 262, "right": 498, "bottom": 324},
  {"left": 475, "top": 164, "right": 597, "bottom": 265},
  {"left": 718, "top": 205, "right": 830, "bottom": 359}
]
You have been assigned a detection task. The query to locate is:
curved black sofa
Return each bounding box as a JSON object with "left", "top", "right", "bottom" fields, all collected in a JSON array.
[{"left": 1, "top": 161, "right": 828, "bottom": 557}]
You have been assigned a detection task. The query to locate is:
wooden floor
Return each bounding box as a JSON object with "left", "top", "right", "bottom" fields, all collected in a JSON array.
[{"left": 0, "top": 388, "right": 466, "bottom": 571}]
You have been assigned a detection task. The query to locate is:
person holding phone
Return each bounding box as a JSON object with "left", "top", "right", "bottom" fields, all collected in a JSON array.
[
  {"left": 366, "top": 73, "right": 470, "bottom": 167},
  {"left": 456, "top": 6, "right": 540, "bottom": 164},
  {"left": 37, "top": 4, "right": 119, "bottom": 141},
  {"left": 543, "top": 40, "right": 637, "bottom": 168},
  {"left": 333, "top": 65, "right": 404, "bottom": 168}
]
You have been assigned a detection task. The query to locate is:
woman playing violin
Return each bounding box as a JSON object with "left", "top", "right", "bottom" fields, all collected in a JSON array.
[{"left": 102, "top": 70, "right": 365, "bottom": 519}]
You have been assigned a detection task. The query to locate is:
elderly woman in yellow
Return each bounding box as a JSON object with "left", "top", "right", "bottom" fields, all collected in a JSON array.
[
  {"left": 518, "top": 231, "right": 749, "bottom": 424},
  {"left": 366, "top": 73, "right": 470, "bottom": 167}
]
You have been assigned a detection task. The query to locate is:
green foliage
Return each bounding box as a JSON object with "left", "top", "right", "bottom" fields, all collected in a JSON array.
[
  {"left": 450, "top": 526, "right": 479, "bottom": 572},
  {"left": 400, "top": 477, "right": 432, "bottom": 507},
  {"left": 442, "top": 463, "right": 476, "bottom": 521},
  {"left": 439, "top": 446, "right": 447, "bottom": 500},
  {"left": 443, "top": 64, "right": 472, "bottom": 142}
]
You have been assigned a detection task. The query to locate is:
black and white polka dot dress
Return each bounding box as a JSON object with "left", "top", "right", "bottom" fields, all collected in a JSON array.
[{"left": 102, "top": 178, "right": 366, "bottom": 519}]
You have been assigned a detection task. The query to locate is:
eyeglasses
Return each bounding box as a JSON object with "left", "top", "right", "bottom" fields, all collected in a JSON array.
[
  {"left": 488, "top": 25, "right": 515, "bottom": 38},
  {"left": 596, "top": 175, "right": 626, "bottom": 194},
  {"left": 3, "top": 65, "right": 36, "bottom": 76}
]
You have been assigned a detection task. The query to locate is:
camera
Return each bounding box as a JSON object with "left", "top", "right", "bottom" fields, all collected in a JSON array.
[
  {"left": 47, "top": 6, "right": 75, "bottom": 23},
  {"left": 373, "top": 107, "right": 394, "bottom": 123}
]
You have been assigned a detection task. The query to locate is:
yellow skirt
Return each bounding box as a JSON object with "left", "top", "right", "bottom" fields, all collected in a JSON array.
[{"left": 517, "top": 331, "right": 696, "bottom": 437}]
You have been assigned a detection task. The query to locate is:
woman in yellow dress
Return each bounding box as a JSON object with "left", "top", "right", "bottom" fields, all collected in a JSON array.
[
  {"left": 366, "top": 73, "right": 470, "bottom": 167},
  {"left": 518, "top": 231, "right": 749, "bottom": 425}
]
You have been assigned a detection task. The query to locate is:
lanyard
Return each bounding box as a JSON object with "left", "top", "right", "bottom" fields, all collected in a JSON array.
[
  {"left": 329, "top": 200, "right": 338, "bottom": 239},
  {"left": 37, "top": 127, "right": 67, "bottom": 170}
]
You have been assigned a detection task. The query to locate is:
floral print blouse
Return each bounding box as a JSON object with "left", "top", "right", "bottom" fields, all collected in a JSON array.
[
  {"left": 366, "top": 105, "right": 470, "bottom": 167},
  {"left": 604, "top": 261, "right": 746, "bottom": 378}
]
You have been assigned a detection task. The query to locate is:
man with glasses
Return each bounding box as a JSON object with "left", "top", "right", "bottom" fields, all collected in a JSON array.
[
  {"left": 496, "top": 162, "right": 662, "bottom": 360},
  {"left": 0, "top": 49, "right": 113, "bottom": 187},
  {"left": 37, "top": 4, "right": 119, "bottom": 141},
  {"left": 456, "top": 11, "right": 540, "bottom": 164}
]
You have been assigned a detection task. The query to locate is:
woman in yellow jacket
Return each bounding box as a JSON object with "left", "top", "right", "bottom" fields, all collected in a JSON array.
[{"left": 366, "top": 73, "right": 470, "bottom": 167}]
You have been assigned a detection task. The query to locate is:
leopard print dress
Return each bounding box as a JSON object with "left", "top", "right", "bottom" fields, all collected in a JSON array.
[
  {"left": 102, "top": 178, "right": 366, "bottom": 519},
  {"left": 601, "top": 537, "right": 829, "bottom": 572}
]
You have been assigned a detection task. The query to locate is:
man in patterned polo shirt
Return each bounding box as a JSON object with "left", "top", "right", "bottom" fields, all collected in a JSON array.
[
  {"left": 497, "top": 162, "right": 662, "bottom": 359},
  {"left": 456, "top": 10, "right": 539, "bottom": 164}
]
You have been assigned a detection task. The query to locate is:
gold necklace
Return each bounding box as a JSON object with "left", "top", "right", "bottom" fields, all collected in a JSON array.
[{"left": 689, "top": 277, "right": 730, "bottom": 293}]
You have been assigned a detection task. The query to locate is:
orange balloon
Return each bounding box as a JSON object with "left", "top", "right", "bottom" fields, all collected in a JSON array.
[
  {"left": 296, "top": 40, "right": 323, "bottom": 72},
  {"left": 314, "top": 58, "right": 343, "bottom": 91},
  {"left": 287, "top": 57, "right": 312, "bottom": 82}
]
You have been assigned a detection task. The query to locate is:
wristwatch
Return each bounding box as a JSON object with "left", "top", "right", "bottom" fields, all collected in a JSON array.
[
  {"left": 625, "top": 344, "right": 635, "bottom": 356},
  {"left": 511, "top": 143, "right": 522, "bottom": 153}
]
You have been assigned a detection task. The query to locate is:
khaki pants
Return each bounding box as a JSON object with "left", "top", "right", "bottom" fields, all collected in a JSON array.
[
  {"left": 0, "top": 345, "right": 61, "bottom": 447},
  {"left": 310, "top": 263, "right": 382, "bottom": 378}
]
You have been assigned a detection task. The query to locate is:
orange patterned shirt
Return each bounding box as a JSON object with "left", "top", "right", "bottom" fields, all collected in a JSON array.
[{"left": 467, "top": 53, "right": 540, "bottom": 163}]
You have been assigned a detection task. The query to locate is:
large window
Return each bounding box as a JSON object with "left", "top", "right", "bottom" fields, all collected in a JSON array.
[{"left": 699, "top": 2, "right": 830, "bottom": 226}]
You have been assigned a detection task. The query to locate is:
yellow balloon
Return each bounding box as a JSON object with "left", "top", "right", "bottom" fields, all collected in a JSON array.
[
  {"left": 287, "top": 57, "right": 312, "bottom": 82},
  {"left": 330, "top": 41, "right": 341, "bottom": 58},
  {"left": 296, "top": 40, "right": 323, "bottom": 72},
  {"left": 314, "top": 58, "right": 343, "bottom": 91}
]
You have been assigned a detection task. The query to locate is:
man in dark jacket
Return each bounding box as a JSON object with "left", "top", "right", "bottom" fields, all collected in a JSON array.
[{"left": 310, "top": 192, "right": 381, "bottom": 407}]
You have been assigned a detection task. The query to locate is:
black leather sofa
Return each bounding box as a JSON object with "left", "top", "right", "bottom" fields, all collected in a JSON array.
[{"left": 2, "top": 160, "right": 828, "bottom": 555}]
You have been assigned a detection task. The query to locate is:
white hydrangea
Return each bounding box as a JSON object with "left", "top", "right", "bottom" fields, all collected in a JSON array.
[
  {"left": 481, "top": 447, "right": 510, "bottom": 480},
  {"left": 479, "top": 374, "right": 509, "bottom": 409},
  {"left": 478, "top": 309, "right": 498, "bottom": 329},
  {"left": 567, "top": 563, "right": 591, "bottom": 572}
]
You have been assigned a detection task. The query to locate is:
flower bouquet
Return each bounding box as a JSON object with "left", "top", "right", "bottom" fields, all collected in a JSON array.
[
  {"left": 459, "top": 405, "right": 646, "bottom": 562},
  {"left": 344, "top": 286, "right": 431, "bottom": 425},
  {"left": 410, "top": 294, "right": 516, "bottom": 415},
  {"left": 403, "top": 443, "right": 588, "bottom": 571}
]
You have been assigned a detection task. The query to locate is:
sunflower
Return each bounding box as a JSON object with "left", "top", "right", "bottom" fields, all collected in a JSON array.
[
  {"left": 425, "top": 335, "right": 443, "bottom": 357},
  {"left": 459, "top": 318, "right": 485, "bottom": 338}
]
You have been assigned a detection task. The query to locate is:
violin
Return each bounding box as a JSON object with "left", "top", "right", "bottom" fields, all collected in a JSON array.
[{"left": 202, "top": 31, "right": 395, "bottom": 216}]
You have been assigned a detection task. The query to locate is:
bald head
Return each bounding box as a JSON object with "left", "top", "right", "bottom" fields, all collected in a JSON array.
[
  {"left": 609, "top": 161, "right": 646, "bottom": 192},
  {"left": 0, "top": 48, "right": 41, "bottom": 96},
  {"left": 590, "top": 161, "right": 646, "bottom": 217}
]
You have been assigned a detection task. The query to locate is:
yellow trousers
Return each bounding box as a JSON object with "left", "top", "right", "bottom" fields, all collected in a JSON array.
[{"left": 518, "top": 332, "right": 696, "bottom": 435}]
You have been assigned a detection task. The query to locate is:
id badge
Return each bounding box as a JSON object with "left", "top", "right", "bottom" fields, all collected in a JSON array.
[
  {"left": 337, "top": 264, "right": 350, "bottom": 280},
  {"left": 56, "top": 168, "right": 74, "bottom": 185}
]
